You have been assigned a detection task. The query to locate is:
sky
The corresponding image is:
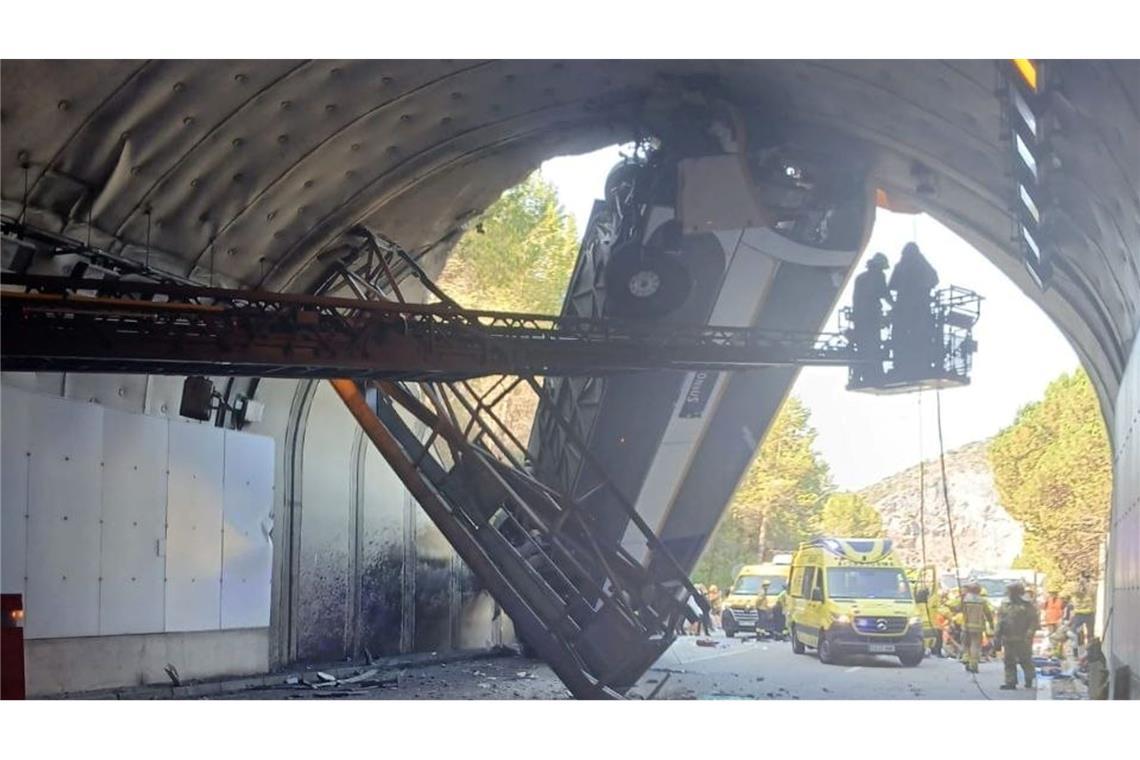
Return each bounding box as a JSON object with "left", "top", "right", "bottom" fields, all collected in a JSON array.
[{"left": 540, "top": 145, "right": 1081, "bottom": 491}]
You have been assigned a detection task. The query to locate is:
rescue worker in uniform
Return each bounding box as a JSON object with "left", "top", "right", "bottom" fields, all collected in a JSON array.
[
  {"left": 1043, "top": 588, "right": 1065, "bottom": 637},
  {"left": 707, "top": 584, "right": 722, "bottom": 632},
  {"left": 996, "top": 581, "right": 1039, "bottom": 690},
  {"left": 850, "top": 252, "right": 893, "bottom": 384},
  {"left": 961, "top": 582, "right": 993, "bottom": 674},
  {"left": 942, "top": 589, "right": 964, "bottom": 659},
  {"left": 888, "top": 242, "right": 939, "bottom": 378},
  {"left": 774, "top": 587, "right": 790, "bottom": 638},
  {"left": 1068, "top": 575, "right": 1096, "bottom": 655}
]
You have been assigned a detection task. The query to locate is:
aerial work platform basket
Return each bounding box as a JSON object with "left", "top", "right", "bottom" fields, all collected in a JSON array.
[{"left": 842, "top": 286, "right": 982, "bottom": 395}]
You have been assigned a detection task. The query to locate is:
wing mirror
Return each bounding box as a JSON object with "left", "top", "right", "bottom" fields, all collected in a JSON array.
[
  {"left": 811, "top": 589, "right": 823, "bottom": 602},
  {"left": 915, "top": 589, "right": 930, "bottom": 603}
]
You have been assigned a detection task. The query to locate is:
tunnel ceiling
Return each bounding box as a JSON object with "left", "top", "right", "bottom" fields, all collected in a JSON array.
[{"left": 2, "top": 60, "right": 1138, "bottom": 407}]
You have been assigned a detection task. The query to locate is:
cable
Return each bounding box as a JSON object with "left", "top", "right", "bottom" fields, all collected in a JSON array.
[
  {"left": 935, "top": 389, "right": 992, "bottom": 700},
  {"left": 918, "top": 390, "right": 927, "bottom": 567}
]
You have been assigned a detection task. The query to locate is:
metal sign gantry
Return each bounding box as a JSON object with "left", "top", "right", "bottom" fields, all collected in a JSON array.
[{"left": 0, "top": 274, "right": 856, "bottom": 379}]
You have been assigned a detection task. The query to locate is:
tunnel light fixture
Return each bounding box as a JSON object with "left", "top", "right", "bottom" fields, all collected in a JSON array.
[{"left": 1012, "top": 59, "right": 1039, "bottom": 92}]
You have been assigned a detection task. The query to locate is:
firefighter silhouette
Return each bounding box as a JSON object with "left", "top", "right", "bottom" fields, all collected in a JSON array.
[
  {"left": 888, "top": 242, "right": 939, "bottom": 378},
  {"left": 850, "top": 252, "right": 893, "bottom": 384}
]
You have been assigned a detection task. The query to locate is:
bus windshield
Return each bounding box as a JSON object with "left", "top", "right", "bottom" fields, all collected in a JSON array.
[
  {"left": 825, "top": 568, "right": 911, "bottom": 600},
  {"left": 733, "top": 575, "right": 787, "bottom": 596}
]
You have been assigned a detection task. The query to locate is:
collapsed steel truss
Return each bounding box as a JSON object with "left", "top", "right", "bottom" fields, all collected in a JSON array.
[{"left": 0, "top": 221, "right": 860, "bottom": 698}]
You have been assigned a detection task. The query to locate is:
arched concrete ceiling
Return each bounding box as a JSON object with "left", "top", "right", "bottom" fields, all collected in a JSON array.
[{"left": 2, "top": 60, "right": 1138, "bottom": 410}]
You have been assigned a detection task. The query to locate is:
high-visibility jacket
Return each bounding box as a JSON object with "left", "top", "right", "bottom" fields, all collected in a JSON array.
[
  {"left": 1072, "top": 589, "right": 1095, "bottom": 615},
  {"left": 1043, "top": 596, "right": 1064, "bottom": 625},
  {"left": 962, "top": 594, "right": 993, "bottom": 634}
]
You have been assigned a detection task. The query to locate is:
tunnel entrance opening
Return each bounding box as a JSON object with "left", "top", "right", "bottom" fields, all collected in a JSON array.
[{"left": 687, "top": 206, "right": 1114, "bottom": 699}]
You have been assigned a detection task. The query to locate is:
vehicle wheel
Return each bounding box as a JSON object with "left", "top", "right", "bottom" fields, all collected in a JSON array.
[
  {"left": 791, "top": 625, "right": 806, "bottom": 654},
  {"left": 818, "top": 632, "right": 837, "bottom": 665},
  {"left": 722, "top": 612, "right": 736, "bottom": 639},
  {"left": 604, "top": 244, "right": 693, "bottom": 319},
  {"left": 899, "top": 651, "right": 923, "bottom": 667}
]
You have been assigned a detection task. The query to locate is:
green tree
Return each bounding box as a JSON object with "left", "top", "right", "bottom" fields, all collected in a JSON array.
[
  {"left": 987, "top": 369, "right": 1111, "bottom": 590},
  {"left": 818, "top": 492, "right": 883, "bottom": 537},
  {"left": 694, "top": 397, "right": 833, "bottom": 590},
  {"left": 434, "top": 172, "right": 581, "bottom": 445},
  {"left": 437, "top": 172, "right": 579, "bottom": 315}
]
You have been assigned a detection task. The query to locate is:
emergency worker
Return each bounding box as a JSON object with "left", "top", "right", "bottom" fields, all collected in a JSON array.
[
  {"left": 888, "top": 242, "right": 939, "bottom": 377},
  {"left": 707, "top": 585, "right": 722, "bottom": 631},
  {"left": 961, "top": 582, "right": 993, "bottom": 674},
  {"left": 851, "top": 252, "right": 893, "bottom": 384},
  {"left": 978, "top": 587, "right": 996, "bottom": 660},
  {"left": 996, "top": 581, "right": 1039, "bottom": 690},
  {"left": 1043, "top": 589, "right": 1065, "bottom": 635},
  {"left": 774, "top": 587, "right": 789, "bottom": 638},
  {"left": 933, "top": 592, "right": 952, "bottom": 657},
  {"left": 943, "top": 591, "right": 963, "bottom": 659},
  {"left": 1068, "top": 575, "right": 1096, "bottom": 654}
]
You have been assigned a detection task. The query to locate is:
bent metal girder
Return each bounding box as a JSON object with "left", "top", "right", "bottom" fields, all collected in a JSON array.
[
  {"left": 330, "top": 376, "right": 703, "bottom": 698},
  {"left": 0, "top": 274, "right": 857, "bottom": 379}
]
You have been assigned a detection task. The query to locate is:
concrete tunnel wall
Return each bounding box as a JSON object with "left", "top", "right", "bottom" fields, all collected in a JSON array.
[{"left": 0, "top": 369, "right": 509, "bottom": 695}]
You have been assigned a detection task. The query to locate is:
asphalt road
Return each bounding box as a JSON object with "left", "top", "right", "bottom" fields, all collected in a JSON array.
[
  {"left": 626, "top": 633, "right": 1036, "bottom": 700},
  {"left": 217, "top": 632, "right": 1036, "bottom": 700}
]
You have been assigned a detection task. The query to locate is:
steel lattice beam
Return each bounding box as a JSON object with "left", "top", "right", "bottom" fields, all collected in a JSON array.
[{"left": 0, "top": 274, "right": 857, "bottom": 379}]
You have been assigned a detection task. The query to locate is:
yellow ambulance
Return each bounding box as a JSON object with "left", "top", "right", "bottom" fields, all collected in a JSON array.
[
  {"left": 786, "top": 538, "right": 925, "bottom": 666},
  {"left": 720, "top": 557, "right": 792, "bottom": 638}
]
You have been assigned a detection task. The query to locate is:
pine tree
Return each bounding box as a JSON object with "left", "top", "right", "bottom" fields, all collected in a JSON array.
[
  {"left": 987, "top": 369, "right": 1111, "bottom": 589},
  {"left": 694, "top": 397, "right": 833, "bottom": 590}
]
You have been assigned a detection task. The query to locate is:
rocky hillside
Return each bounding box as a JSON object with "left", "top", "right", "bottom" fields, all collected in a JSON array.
[{"left": 859, "top": 441, "right": 1023, "bottom": 572}]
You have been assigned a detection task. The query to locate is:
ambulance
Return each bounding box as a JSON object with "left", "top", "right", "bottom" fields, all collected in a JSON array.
[
  {"left": 786, "top": 538, "right": 925, "bottom": 666},
  {"left": 720, "top": 554, "right": 793, "bottom": 638}
]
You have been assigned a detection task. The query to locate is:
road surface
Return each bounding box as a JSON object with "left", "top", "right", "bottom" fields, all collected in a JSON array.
[{"left": 216, "top": 632, "right": 1036, "bottom": 700}]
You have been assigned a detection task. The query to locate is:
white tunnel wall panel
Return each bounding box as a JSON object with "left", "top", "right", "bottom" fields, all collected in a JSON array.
[
  {"left": 2, "top": 383, "right": 276, "bottom": 641},
  {"left": 99, "top": 408, "right": 168, "bottom": 635},
  {"left": 220, "top": 430, "right": 275, "bottom": 630},
  {"left": 25, "top": 394, "right": 103, "bottom": 639},
  {"left": 1, "top": 387, "right": 32, "bottom": 594},
  {"left": 165, "top": 422, "right": 225, "bottom": 632}
]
